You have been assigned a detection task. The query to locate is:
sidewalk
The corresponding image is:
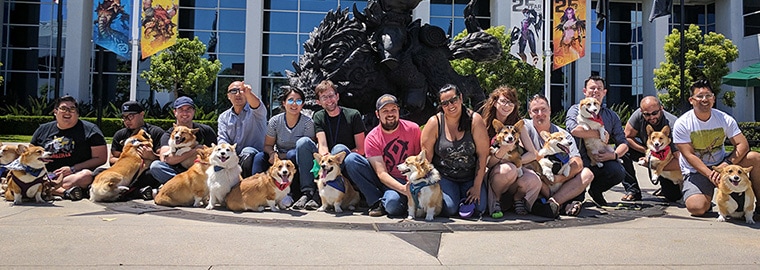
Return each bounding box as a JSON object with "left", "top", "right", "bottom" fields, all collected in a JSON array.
[{"left": 2, "top": 160, "right": 758, "bottom": 268}]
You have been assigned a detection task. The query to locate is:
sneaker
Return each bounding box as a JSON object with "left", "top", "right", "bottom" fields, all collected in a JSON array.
[
  {"left": 63, "top": 186, "right": 83, "bottom": 201},
  {"left": 304, "top": 199, "right": 320, "bottom": 210},
  {"left": 281, "top": 195, "right": 294, "bottom": 208},
  {"left": 368, "top": 201, "right": 386, "bottom": 217},
  {"left": 140, "top": 186, "right": 154, "bottom": 200},
  {"left": 292, "top": 195, "right": 310, "bottom": 210}
]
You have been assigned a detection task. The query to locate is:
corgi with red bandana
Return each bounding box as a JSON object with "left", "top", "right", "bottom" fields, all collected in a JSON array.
[
  {"left": 225, "top": 155, "right": 296, "bottom": 212},
  {"left": 576, "top": 97, "right": 618, "bottom": 167},
  {"left": 638, "top": 125, "right": 682, "bottom": 185}
]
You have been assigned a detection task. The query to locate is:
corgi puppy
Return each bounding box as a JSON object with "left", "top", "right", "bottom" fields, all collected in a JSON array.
[
  {"left": 4, "top": 144, "right": 53, "bottom": 204},
  {"left": 0, "top": 142, "right": 23, "bottom": 195},
  {"left": 490, "top": 119, "right": 525, "bottom": 177},
  {"left": 397, "top": 150, "right": 442, "bottom": 221},
  {"left": 205, "top": 143, "right": 242, "bottom": 210},
  {"left": 225, "top": 155, "right": 296, "bottom": 212},
  {"left": 154, "top": 146, "right": 213, "bottom": 207},
  {"left": 537, "top": 130, "right": 574, "bottom": 194},
  {"left": 576, "top": 97, "right": 618, "bottom": 167},
  {"left": 714, "top": 165, "right": 755, "bottom": 224},
  {"left": 166, "top": 124, "right": 199, "bottom": 169},
  {"left": 638, "top": 125, "right": 683, "bottom": 185},
  {"left": 90, "top": 130, "right": 155, "bottom": 202},
  {"left": 313, "top": 152, "right": 360, "bottom": 213}
]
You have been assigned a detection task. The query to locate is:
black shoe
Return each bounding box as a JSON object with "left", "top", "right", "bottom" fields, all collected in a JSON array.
[
  {"left": 63, "top": 186, "right": 83, "bottom": 201},
  {"left": 292, "top": 195, "right": 310, "bottom": 210},
  {"left": 304, "top": 199, "right": 320, "bottom": 210},
  {"left": 140, "top": 186, "right": 154, "bottom": 200},
  {"left": 653, "top": 188, "right": 663, "bottom": 197},
  {"left": 589, "top": 190, "right": 607, "bottom": 207},
  {"left": 368, "top": 201, "right": 386, "bottom": 217}
]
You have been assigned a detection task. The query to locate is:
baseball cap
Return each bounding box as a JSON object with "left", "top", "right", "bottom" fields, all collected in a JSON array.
[
  {"left": 375, "top": 94, "right": 399, "bottom": 111},
  {"left": 173, "top": 96, "right": 195, "bottom": 109},
  {"left": 121, "top": 101, "right": 144, "bottom": 115}
]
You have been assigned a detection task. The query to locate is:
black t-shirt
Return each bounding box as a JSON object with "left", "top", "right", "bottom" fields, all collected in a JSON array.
[
  {"left": 31, "top": 120, "right": 107, "bottom": 171},
  {"left": 160, "top": 122, "right": 217, "bottom": 147},
  {"left": 111, "top": 123, "right": 165, "bottom": 153},
  {"left": 312, "top": 107, "right": 365, "bottom": 150}
]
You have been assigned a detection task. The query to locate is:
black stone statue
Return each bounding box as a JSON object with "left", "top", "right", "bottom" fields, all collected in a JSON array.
[{"left": 287, "top": 0, "right": 501, "bottom": 125}]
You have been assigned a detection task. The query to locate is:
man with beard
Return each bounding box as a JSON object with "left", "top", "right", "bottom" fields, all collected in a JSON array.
[
  {"left": 622, "top": 96, "right": 681, "bottom": 202},
  {"left": 364, "top": 94, "right": 421, "bottom": 217}
]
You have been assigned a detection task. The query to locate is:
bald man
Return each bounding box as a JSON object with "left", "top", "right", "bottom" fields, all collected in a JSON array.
[{"left": 622, "top": 96, "right": 681, "bottom": 202}]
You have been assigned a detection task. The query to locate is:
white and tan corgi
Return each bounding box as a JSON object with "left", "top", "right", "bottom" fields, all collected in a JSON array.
[
  {"left": 714, "top": 165, "right": 755, "bottom": 224},
  {"left": 226, "top": 155, "right": 296, "bottom": 212},
  {"left": 397, "top": 150, "right": 442, "bottom": 221},
  {"left": 154, "top": 146, "right": 213, "bottom": 207},
  {"left": 0, "top": 142, "right": 24, "bottom": 195},
  {"left": 205, "top": 143, "right": 242, "bottom": 210},
  {"left": 576, "top": 97, "right": 618, "bottom": 167},
  {"left": 490, "top": 119, "right": 525, "bottom": 177},
  {"left": 313, "top": 152, "right": 360, "bottom": 213},
  {"left": 637, "top": 125, "right": 683, "bottom": 185},
  {"left": 166, "top": 124, "right": 199, "bottom": 169},
  {"left": 90, "top": 129, "right": 156, "bottom": 202},
  {"left": 536, "top": 131, "right": 574, "bottom": 194},
  {"left": 4, "top": 144, "right": 53, "bottom": 204}
]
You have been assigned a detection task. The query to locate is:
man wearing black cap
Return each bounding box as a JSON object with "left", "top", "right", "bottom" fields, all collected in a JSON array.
[
  {"left": 106, "top": 100, "right": 166, "bottom": 199},
  {"left": 150, "top": 96, "right": 217, "bottom": 184}
]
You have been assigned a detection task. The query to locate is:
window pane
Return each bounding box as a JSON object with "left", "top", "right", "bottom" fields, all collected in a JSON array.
[
  {"left": 217, "top": 54, "right": 245, "bottom": 71},
  {"left": 429, "top": 17, "right": 452, "bottom": 33},
  {"left": 301, "top": 0, "right": 339, "bottom": 12},
  {"left": 746, "top": 13, "right": 760, "bottom": 36},
  {"left": 265, "top": 11, "right": 298, "bottom": 32},
  {"left": 263, "top": 33, "right": 298, "bottom": 55},
  {"left": 262, "top": 55, "right": 299, "bottom": 76},
  {"left": 219, "top": 33, "right": 245, "bottom": 54},
  {"left": 340, "top": 0, "right": 368, "bottom": 11},
  {"left": 220, "top": 0, "right": 246, "bottom": 9},
  {"left": 185, "top": 9, "right": 216, "bottom": 31},
  {"left": 219, "top": 10, "right": 246, "bottom": 32},
  {"left": 431, "top": 3, "right": 452, "bottom": 17},
  {"left": 266, "top": 0, "right": 298, "bottom": 10},
  {"left": 609, "top": 23, "right": 632, "bottom": 43},
  {"left": 746, "top": 0, "right": 760, "bottom": 14},
  {"left": 609, "top": 44, "right": 632, "bottom": 63},
  {"left": 300, "top": 13, "right": 328, "bottom": 33}
]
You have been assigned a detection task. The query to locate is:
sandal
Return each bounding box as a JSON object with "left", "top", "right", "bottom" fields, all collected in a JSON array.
[
  {"left": 621, "top": 192, "right": 641, "bottom": 201},
  {"left": 563, "top": 200, "right": 582, "bottom": 216},
  {"left": 513, "top": 199, "right": 528, "bottom": 215}
]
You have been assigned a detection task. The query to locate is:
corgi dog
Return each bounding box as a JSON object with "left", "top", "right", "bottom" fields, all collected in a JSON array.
[
  {"left": 90, "top": 130, "right": 156, "bottom": 202},
  {"left": 166, "top": 124, "right": 199, "bottom": 169},
  {"left": 0, "top": 142, "right": 23, "bottom": 195},
  {"left": 637, "top": 125, "right": 683, "bottom": 185},
  {"left": 576, "top": 97, "right": 618, "bottom": 167},
  {"left": 205, "top": 143, "right": 242, "bottom": 210},
  {"left": 4, "top": 144, "right": 53, "bottom": 204},
  {"left": 714, "top": 165, "right": 755, "bottom": 224},
  {"left": 490, "top": 119, "right": 525, "bottom": 177},
  {"left": 536, "top": 131, "right": 574, "bottom": 194},
  {"left": 397, "top": 150, "right": 442, "bottom": 221},
  {"left": 225, "top": 155, "right": 296, "bottom": 212},
  {"left": 154, "top": 146, "right": 213, "bottom": 207},
  {"left": 313, "top": 152, "right": 360, "bottom": 213}
]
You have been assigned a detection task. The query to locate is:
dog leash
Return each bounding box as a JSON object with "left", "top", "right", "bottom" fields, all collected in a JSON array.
[{"left": 646, "top": 155, "right": 659, "bottom": 185}]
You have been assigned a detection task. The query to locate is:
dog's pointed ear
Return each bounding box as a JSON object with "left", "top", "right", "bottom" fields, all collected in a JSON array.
[
  {"left": 491, "top": 119, "right": 504, "bottom": 132},
  {"left": 514, "top": 119, "right": 524, "bottom": 130},
  {"left": 17, "top": 144, "right": 28, "bottom": 154},
  {"left": 211, "top": 143, "right": 216, "bottom": 149},
  {"left": 743, "top": 166, "right": 753, "bottom": 175},
  {"left": 313, "top": 152, "right": 322, "bottom": 161},
  {"left": 712, "top": 166, "right": 722, "bottom": 173},
  {"left": 661, "top": 125, "right": 670, "bottom": 136},
  {"left": 230, "top": 144, "right": 237, "bottom": 151},
  {"left": 335, "top": 151, "right": 347, "bottom": 163},
  {"left": 418, "top": 149, "right": 427, "bottom": 161},
  {"left": 191, "top": 128, "right": 199, "bottom": 134},
  {"left": 646, "top": 125, "right": 654, "bottom": 135},
  {"left": 272, "top": 153, "right": 280, "bottom": 162},
  {"left": 540, "top": 131, "right": 551, "bottom": 141},
  {"left": 173, "top": 123, "right": 178, "bottom": 128}
]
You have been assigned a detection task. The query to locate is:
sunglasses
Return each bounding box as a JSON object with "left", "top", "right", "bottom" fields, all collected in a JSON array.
[
  {"left": 439, "top": 95, "right": 460, "bottom": 106},
  {"left": 641, "top": 109, "right": 660, "bottom": 117},
  {"left": 56, "top": 106, "right": 77, "bottom": 113},
  {"left": 286, "top": 98, "right": 303, "bottom": 105},
  {"left": 228, "top": 88, "right": 241, "bottom": 94}
]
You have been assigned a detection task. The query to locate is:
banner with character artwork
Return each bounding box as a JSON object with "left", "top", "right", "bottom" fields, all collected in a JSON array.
[
  {"left": 509, "top": 0, "right": 544, "bottom": 70},
  {"left": 141, "top": 0, "right": 178, "bottom": 59},
  {"left": 552, "top": 0, "right": 587, "bottom": 70},
  {"left": 93, "top": 0, "right": 132, "bottom": 58}
]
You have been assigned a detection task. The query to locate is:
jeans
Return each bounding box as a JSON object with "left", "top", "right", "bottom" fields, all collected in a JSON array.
[
  {"left": 149, "top": 161, "right": 187, "bottom": 184},
  {"left": 238, "top": 146, "right": 259, "bottom": 178},
  {"left": 586, "top": 159, "right": 626, "bottom": 198},
  {"left": 382, "top": 189, "right": 408, "bottom": 217},
  {"left": 252, "top": 149, "right": 312, "bottom": 197},
  {"left": 439, "top": 177, "right": 487, "bottom": 217}
]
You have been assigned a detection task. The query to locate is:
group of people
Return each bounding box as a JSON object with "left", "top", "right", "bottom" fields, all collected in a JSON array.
[{"left": 26, "top": 77, "right": 760, "bottom": 220}]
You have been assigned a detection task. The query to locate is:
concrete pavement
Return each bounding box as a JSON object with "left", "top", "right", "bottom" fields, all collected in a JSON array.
[{"left": 1, "top": 164, "right": 759, "bottom": 269}]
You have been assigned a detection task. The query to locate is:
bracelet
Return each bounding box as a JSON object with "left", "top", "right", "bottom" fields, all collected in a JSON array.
[
  {"left": 723, "top": 156, "right": 733, "bottom": 165},
  {"left": 614, "top": 153, "right": 619, "bottom": 160}
]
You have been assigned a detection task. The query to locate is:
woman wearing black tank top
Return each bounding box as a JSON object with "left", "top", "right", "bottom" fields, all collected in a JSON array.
[{"left": 420, "top": 84, "right": 490, "bottom": 218}]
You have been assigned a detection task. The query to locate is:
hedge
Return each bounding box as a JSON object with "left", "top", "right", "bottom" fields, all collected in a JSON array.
[{"left": 0, "top": 115, "right": 217, "bottom": 136}]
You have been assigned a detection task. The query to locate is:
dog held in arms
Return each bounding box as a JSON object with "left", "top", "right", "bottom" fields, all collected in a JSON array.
[
  {"left": 535, "top": 130, "right": 574, "bottom": 194},
  {"left": 637, "top": 125, "right": 683, "bottom": 186},
  {"left": 225, "top": 155, "right": 296, "bottom": 212},
  {"left": 397, "top": 150, "right": 442, "bottom": 221},
  {"left": 90, "top": 129, "right": 156, "bottom": 202},
  {"left": 154, "top": 146, "right": 213, "bottom": 207},
  {"left": 489, "top": 119, "right": 526, "bottom": 177},
  {"left": 313, "top": 152, "right": 360, "bottom": 213},
  {"left": 576, "top": 97, "right": 620, "bottom": 167},
  {"left": 205, "top": 143, "right": 242, "bottom": 210},
  {"left": 714, "top": 165, "right": 755, "bottom": 224},
  {"left": 166, "top": 124, "right": 199, "bottom": 169}
]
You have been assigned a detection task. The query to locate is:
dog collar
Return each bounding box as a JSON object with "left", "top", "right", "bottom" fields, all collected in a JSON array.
[
  {"left": 213, "top": 166, "right": 225, "bottom": 172},
  {"left": 650, "top": 146, "right": 671, "bottom": 161},
  {"left": 410, "top": 181, "right": 434, "bottom": 209},
  {"left": 550, "top": 153, "right": 570, "bottom": 164},
  {"left": 4, "top": 159, "right": 45, "bottom": 177},
  {"left": 275, "top": 180, "right": 291, "bottom": 191},
  {"left": 326, "top": 176, "right": 346, "bottom": 193}
]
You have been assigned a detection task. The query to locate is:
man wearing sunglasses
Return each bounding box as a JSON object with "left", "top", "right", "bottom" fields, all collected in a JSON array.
[
  {"left": 101, "top": 101, "right": 165, "bottom": 200},
  {"left": 621, "top": 96, "right": 680, "bottom": 202},
  {"left": 218, "top": 81, "right": 267, "bottom": 178}
]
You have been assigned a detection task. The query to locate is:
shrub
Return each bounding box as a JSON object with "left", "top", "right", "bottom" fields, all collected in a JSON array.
[{"left": 0, "top": 115, "right": 217, "bottom": 136}]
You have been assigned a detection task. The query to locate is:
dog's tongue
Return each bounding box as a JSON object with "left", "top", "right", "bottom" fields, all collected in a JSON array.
[
  {"left": 321, "top": 170, "right": 327, "bottom": 179},
  {"left": 281, "top": 175, "right": 289, "bottom": 183},
  {"left": 220, "top": 156, "right": 228, "bottom": 162}
]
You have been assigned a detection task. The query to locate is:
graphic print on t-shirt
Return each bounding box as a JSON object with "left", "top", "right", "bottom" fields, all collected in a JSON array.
[
  {"left": 690, "top": 127, "right": 725, "bottom": 164},
  {"left": 383, "top": 137, "right": 409, "bottom": 172},
  {"left": 45, "top": 136, "right": 75, "bottom": 159},
  {"left": 441, "top": 141, "right": 476, "bottom": 175}
]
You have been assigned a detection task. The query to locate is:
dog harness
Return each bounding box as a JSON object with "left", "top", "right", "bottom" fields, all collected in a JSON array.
[
  {"left": 650, "top": 146, "right": 671, "bottom": 161},
  {"left": 547, "top": 153, "right": 570, "bottom": 175},
  {"left": 409, "top": 174, "right": 436, "bottom": 209},
  {"left": 730, "top": 192, "right": 746, "bottom": 211},
  {"left": 325, "top": 175, "right": 346, "bottom": 193},
  {"left": 9, "top": 172, "right": 46, "bottom": 199}
]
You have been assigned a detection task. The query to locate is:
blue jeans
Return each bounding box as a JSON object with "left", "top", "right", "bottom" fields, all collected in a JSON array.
[
  {"left": 382, "top": 189, "right": 408, "bottom": 217},
  {"left": 439, "top": 177, "right": 487, "bottom": 217},
  {"left": 238, "top": 146, "right": 259, "bottom": 178},
  {"left": 149, "top": 161, "right": 186, "bottom": 184},
  {"left": 586, "top": 159, "right": 626, "bottom": 199}
]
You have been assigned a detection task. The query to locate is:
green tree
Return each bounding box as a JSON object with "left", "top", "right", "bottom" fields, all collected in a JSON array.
[
  {"left": 140, "top": 37, "right": 222, "bottom": 98},
  {"left": 654, "top": 24, "right": 738, "bottom": 113},
  {"left": 450, "top": 25, "right": 544, "bottom": 109}
]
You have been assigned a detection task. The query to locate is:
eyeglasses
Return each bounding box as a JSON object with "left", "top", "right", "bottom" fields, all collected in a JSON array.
[
  {"left": 227, "top": 88, "right": 241, "bottom": 94},
  {"left": 641, "top": 109, "right": 660, "bottom": 117},
  {"left": 122, "top": 113, "right": 138, "bottom": 121},
  {"left": 286, "top": 98, "right": 303, "bottom": 105},
  {"left": 440, "top": 95, "right": 460, "bottom": 107},
  {"left": 497, "top": 98, "right": 514, "bottom": 107},
  {"left": 319, "top": 93, "right": 337, "bottom": 101},
  {"left": 56, "top": 106, "right": 77, "bottom": 113},
  {"left": 693, "top": 94, "right": 714, "bottom": 100}
]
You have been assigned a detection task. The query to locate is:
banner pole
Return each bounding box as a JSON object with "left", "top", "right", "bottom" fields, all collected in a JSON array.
[
  {"left": 130, "top": 0, "right": 140, "bottom": 101},
  {"left": 543, "top": 0, "right": 552, "bottom": 105}
]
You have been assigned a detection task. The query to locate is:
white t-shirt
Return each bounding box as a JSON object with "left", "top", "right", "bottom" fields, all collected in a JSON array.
[{"left": 673, "top": 108, "right": 741, "bottom": 174}]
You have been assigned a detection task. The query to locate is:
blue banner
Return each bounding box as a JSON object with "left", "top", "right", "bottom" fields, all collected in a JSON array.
[{"left": 93, "top": 0, "right": 131, "bottom": 58}]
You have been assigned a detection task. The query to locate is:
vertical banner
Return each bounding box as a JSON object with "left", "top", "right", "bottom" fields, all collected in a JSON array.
[
  {"left": 93, "top": 0, "right": 131, "bottom": 58},
  {"left": 552, "top": 0, "right": 587, "bottom": 70},
  {"left": 509, "top": 0, "right": 544, "bottom": 70},
  {"left": 141, "top": 0, "right": 179, "bottom": 59}
]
